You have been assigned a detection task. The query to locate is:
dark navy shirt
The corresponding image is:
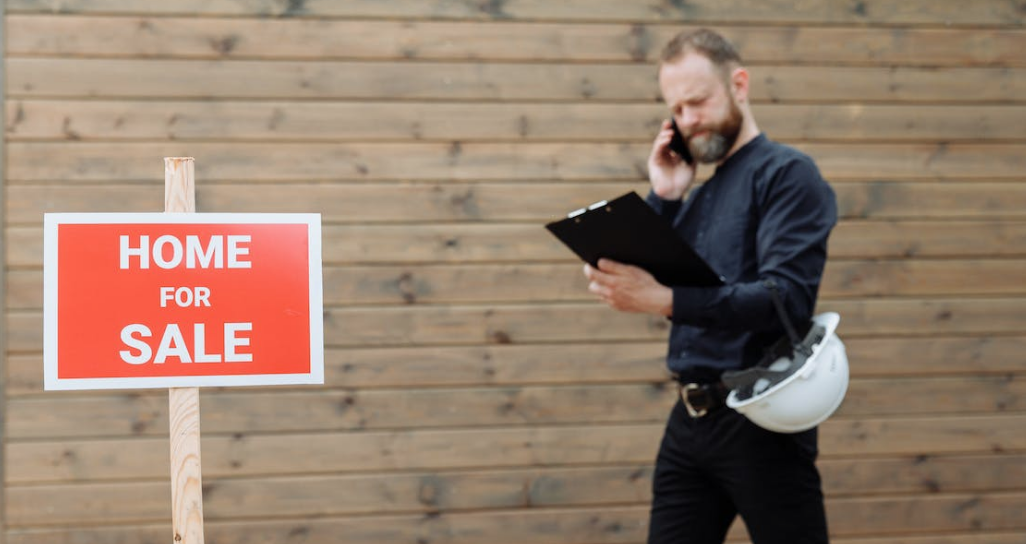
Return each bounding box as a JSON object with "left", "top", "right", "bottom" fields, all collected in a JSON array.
[{"left": 646, "top": 134, "right": 837, "bottom": 380}]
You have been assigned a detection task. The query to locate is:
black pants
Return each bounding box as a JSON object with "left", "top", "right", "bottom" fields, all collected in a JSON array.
[{"left": 647, "top": 399, "right": 829, "bottom": 544}]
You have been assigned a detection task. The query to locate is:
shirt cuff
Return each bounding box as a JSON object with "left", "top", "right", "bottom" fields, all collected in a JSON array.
[{"left": 645, "top": 190, "right": 683, "bottom": 219}]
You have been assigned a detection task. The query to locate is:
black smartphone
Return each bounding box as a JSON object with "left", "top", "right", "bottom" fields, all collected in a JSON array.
[{"left": 668, "top": 119, "right": 694, "bottom": 164}]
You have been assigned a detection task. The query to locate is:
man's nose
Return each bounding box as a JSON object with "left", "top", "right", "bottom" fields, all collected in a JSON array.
[{"left": 678, "top": 108, "right": 700, "bottom": 132}]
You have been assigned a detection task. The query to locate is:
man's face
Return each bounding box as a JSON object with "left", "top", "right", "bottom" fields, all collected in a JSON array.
[{"left": 658, "top": 53, "right": 743, "bottom": 164}]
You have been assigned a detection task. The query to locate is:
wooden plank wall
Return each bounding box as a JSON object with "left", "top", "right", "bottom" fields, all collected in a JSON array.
[{"left": 3, "top": 1, "right": 1026, "bottom": 542}]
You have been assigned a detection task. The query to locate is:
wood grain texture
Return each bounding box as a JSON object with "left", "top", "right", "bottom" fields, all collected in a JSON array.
[
  {"left": 7, "top": 415, "right": 1026, "bottom": 484},
  {"left": 9, "top": 297, "right": 1026, "bottom": 353},
  {"left": 5, "top": 375, "right": 1025, "bottom": 440},
  {"left": 11, "top": 221, "right": 1026, "bottom": 267},
  {"left": 6, "top": 4, "right": 1026, "bottom": 543},
  {"left": 7, "top": 142, "right": 1026, "bottom": 183},
  {"left": 8, "top": 59, "right": 1026, "bottom": 102},
  {"left": 9, "top": 259, "right": 1026, "bottom": 310},
  {"left": 8, "top": 17, "right": 1026, "bottom": 66},
  {"left": 6, "top": 335, "right": 1025, "bottom": 396},
  {"left": 7, "top": 454, "right": 1026, "bottom": 524},
  {"left": 8, "top": 182, "right": 1026, "bottom": 228},
  {"left": 163, "top": 157, "right": 195, "bottom": 213},
  {"left": 5, "top": 520, "right": 1026, "bottom": 544},
  {"left": 7, "top": 0, "right": 1026, "bottom": 26},
  {"left": 164, "top": 157, "right": 205, "bottom": 544},
  {"left": 10, "top": 100, "right": 1026, "bottom": 142},
  {"left": 5, "top": 489, "right": 1026, "bottom": 537},
  {"left": 168, "top": 388, "right": 204, "bottom": 544}
]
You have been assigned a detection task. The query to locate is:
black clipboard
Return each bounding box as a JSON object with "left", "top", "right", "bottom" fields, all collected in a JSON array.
[{"left": 545, "top": 192, "right": 724, "bottom": 287}]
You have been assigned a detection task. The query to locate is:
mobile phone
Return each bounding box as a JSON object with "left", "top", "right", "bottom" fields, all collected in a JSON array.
[{"left": 668, "top": 119, "right": 694, "bottom": 165}]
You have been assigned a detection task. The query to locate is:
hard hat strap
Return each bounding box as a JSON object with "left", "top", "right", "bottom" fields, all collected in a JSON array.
[{"left": 763, "top": 278, "right": 812, "bottom": 356}]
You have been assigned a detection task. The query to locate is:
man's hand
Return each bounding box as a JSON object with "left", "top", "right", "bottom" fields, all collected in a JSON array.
[
  {"left": 584, "top": 259, "right": 673, "bottom": 317},
  {"left": 648, "top": 119, "right": 697, "bottom": 200}
]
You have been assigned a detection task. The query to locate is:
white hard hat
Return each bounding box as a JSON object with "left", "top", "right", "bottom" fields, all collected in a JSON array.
[{"left": 724, "top": 312, "right": 848, "bottom": 433}]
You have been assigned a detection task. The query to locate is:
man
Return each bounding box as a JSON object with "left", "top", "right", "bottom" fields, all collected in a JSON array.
[{"left": 584, "top": 29, "right": 837, "bottom": 544}]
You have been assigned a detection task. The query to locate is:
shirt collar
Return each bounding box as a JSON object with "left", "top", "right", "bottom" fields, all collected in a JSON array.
[{"left": 715, "top": 133, "right": 766, "bottom": 175}]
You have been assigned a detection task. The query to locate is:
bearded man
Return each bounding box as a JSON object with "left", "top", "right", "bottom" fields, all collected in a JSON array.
[{"left": 584, "top": 29, "right": 838, "bottom": 544}]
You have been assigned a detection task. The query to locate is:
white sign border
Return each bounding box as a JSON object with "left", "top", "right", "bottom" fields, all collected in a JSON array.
[{"left": 43, "top": 212, "right": 324, "bottom": 391}]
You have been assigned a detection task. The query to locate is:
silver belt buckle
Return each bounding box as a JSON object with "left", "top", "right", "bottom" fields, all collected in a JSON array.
[{"left": 681, "top": 383, "right": 708, "bottom": 418}]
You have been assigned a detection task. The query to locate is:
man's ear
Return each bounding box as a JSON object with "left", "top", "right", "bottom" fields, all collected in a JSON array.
[{"left": 730, "top": 67, "right": 750, "bottom": 103}]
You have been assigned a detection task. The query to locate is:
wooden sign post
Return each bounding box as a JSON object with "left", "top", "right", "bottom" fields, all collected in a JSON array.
[{"left": 165, "top": 157, "right": 205, "bottom": 544}]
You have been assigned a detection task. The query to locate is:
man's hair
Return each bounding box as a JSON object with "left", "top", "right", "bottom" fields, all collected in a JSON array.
[{"left": 660, "top": 28, "right": 742, "bottom": 70}]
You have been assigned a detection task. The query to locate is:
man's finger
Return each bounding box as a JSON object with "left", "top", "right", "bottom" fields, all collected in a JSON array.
[
  {"left": 597, "top": 258, "right": 628, "bottom": 273},
  {"left": 586, "top": 263, "right": 616, "bottom": 283}
]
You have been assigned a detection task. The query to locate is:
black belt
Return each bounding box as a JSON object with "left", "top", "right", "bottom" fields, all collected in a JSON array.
[{"left": 678, "top": 381, "right": 729, "bottom": 418}]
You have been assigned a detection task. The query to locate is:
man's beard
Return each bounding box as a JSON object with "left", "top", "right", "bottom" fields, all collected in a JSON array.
[{"left": 688, "top": 100, "right": 744, "bottom": 164}]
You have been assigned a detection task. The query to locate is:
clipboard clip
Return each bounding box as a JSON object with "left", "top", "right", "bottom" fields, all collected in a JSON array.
[{"left": 567, "top": 200, "right": 609, "bottom": 219}]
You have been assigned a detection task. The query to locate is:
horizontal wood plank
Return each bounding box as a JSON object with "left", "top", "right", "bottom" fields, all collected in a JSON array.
[
  {"left": 5, "top": 515, "right": 1026, "bottom": 544},
  {"left": 220, "top": 295, "right": 1026, "bottom": 344},
  {"left": 9, "top": 222, "right": 1026, "bottom": 271},
  {"left": 828, "top": 493, "right": 1026, "bottom": 536},
  {"left": 8, "top": 332, "right": 1026, "bottom": 399},
  {"left": 8, "top": 259, "right": 1026, "bottom": 311},
  {"left": 815, "top": 298, "right": 1026, "bottom": 338},
  {"left": 7, "top": 142, "right": 1026, "bottom": 182},
  {"left": 41, "top": 218, "right": 1026, "bottom": 263},
  {"left": 5, "top": 141, "right": 654, "bottom": 182},
  {"left": 11, "top": 334, "right": 1023, "bottom": 396},
  {"left": 820, "top": 259, "right": 1026, "bottom": 298},
  {"left": 8, "top": 415, "right": 1026, "bottom": 483},
  {"left": 6, "top": 514, "right": 1026, "bottom": 544},
  {"left": 801, "top": 143, "right": 1026, "bottom": 181},
  {"left": 5, "top": 182, "right": 651, "bottom": 223},
  {"left": 839, "top": 533, "right": 1026, "bottom": 544},
  {"left": 6, "top": 375, "right": 1024, "bottom": 439},
  {"left": 829, "top": 221, "right": 1026, "bottom": 260},
  {"left": 836, "top": 376, "right": 1026, "bottom": 417},
  {"left": 8, "top": 530, "right": 1026, "bottom": 544},
  {"left": 8, "top": 297, "right": 1026, "bottom": 352},
  {"left": 833, "top": 182, "right": 1026, "bottom": 220},
  {"left": 0, "top": 508, "right": 650, "bottom": 543},
  {"left": 7, "top": 454, "right": 1026, "bottom": 524},
  {"left": 6, "top": 384, "right": 676, "bottom": 438},
  {"left": 821, "top": 454, "right": 1026, "bottom": 497},
  {"left": 6, "top": 467, "right": 652, "bottom": 525},
  {"left": 9, "top": 182, "right": 1026, "bottom": 227},
  {"left": 1, "top": 100, "right": 670, "bottom": 142},
  {"left": 6, "top": 425, "right": 665, "bottom": 483},
  {"left": 8, "top": 59, "right": 1026, "bottom": 103},
  {"left": 6, "top": 0, "right": 1024, "bottom": 26},
  {"left": 7, "top": 17, "right": 1026, "bottom": 66},
  {"left": 820, "top": 415, "right": 1026, "bottom": 457},
  {"left": 6, "top": 487, "right": 1026, "bottom": 540},
  {"left": 840, "top": 336, "right": 1026, "bottom": 377},
  {"left": 10, "top": 100, "right": 1026, "bottom": 142},
  {"left": 5, "top": 341, "right": 670, "bottom": 396},
  {"left": 321, "top": 334, "right": 1026, "bottom": 383},
  {"left": 305, "top": 303, "right": 669, "bottom": 348},
  {"left": 0, "top": 509, "right": 643, "bottom": 544},
  {"left": 5, "top": 58, "right": 664, "bottom": 101}
]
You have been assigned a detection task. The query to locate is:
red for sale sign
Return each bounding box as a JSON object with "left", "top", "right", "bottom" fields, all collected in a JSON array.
[{"left": 43, "top": 213, "right": 324, "bottom": 390}]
